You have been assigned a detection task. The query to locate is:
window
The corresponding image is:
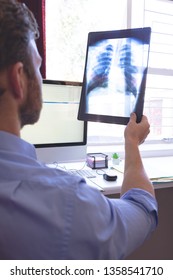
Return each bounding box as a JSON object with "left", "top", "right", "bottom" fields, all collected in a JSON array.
[
  {"left": 45, "top": 0, "right": 173, "bottom": 154},
  {"left": 131, "top": 0, "right": 173, "bottom": 142},
  {"left": 46, "top": 0, "right": 127, "bottom": 82}
]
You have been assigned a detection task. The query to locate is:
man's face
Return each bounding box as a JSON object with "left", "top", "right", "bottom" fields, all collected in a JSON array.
[{"left": 19, "top": 40, "right": 43, "bottom": 128}]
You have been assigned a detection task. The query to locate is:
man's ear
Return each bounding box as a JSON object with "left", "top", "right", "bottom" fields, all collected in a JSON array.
[{"left": 8, "top": 62, "right": 27, "bottom": 101}]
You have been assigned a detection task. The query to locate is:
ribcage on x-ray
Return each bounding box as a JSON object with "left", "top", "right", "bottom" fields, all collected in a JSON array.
[
  {"left": 87, "top": 40, "right": 138, "bottom": 98},
  {"left": 87, "top": 44, "right": 114, "bottom": 93},
  {"left": 118, "top": 42, "right": 138, "bottom": 97}
]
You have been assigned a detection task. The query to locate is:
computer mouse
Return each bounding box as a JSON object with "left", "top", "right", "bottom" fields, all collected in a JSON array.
[{"left": 103, "top": 173, "right": 117, "bottom": 181}]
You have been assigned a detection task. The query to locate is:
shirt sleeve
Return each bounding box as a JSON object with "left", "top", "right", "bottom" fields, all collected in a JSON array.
[{"left": 67, "top": 182, "right": 158, "bottom": 260}]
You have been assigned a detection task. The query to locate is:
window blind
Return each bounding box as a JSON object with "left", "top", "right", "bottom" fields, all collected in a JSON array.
[{"left": 143, "top": 0, "right": 173, "bottom": 140}]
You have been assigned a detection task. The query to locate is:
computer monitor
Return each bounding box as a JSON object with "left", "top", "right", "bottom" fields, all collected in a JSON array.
[{"left": 21, "top": 80, "right": 87, "bottom": 163}]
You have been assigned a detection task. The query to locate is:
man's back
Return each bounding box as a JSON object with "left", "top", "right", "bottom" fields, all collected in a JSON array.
[{"left": 0, "top": 131, "right": 158, "bottom": 259}]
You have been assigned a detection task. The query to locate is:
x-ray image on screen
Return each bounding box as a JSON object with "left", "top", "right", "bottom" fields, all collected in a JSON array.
[{"left": 78, "top": 27, "right": 151, "bottom": 125}]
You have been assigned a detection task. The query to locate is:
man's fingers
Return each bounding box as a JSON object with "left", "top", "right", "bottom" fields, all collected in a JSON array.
[{"left": 129, "top": 112, "right": 137, "bottom": 122}]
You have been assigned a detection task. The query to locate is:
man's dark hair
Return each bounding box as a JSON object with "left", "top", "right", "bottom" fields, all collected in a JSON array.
[{"left": 0, "top": 0, "right": 39, "bottom": 78}]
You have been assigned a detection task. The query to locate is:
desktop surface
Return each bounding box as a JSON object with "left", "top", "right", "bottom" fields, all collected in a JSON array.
[
  {"left": 47, "top": 156, "right": 173, "bottom": 195},
  {"left": 47, "top": 160, "right": 124, "bottom": 195}
]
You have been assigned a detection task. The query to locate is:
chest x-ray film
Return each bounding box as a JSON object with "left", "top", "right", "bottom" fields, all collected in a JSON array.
[{"left": 78, "top": 27, "right": 151, "bottom": 125}]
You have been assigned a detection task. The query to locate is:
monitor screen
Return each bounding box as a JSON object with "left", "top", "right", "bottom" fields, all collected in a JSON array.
[
  {"left": 21, "top": 80, "right": 87, "bottom": 163},
  {"left": 78, "top": 27, "right": 151, "bottom": 125}
]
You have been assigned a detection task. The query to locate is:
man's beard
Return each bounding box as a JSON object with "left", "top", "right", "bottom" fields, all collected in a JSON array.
[{"left": 19, "top": 76, "right": 42, "bottom": 128}]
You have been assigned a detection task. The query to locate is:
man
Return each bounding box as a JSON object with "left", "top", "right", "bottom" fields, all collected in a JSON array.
[{"left": 0, "top": 0, "right": 157, "bottom": 260}]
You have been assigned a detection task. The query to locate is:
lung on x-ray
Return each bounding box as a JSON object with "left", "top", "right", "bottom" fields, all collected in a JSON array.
[{"left": 78, "top": 27, "right": 151, "bottom": 125}]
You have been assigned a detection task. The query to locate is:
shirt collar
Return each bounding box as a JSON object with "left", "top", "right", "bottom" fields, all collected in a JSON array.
[{"left": 0, "top": 131, "right": 37, "bottom": 159}]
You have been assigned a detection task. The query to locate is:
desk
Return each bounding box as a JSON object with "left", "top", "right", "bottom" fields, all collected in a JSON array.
[
  {"left": 50, "top": 156, "right": 173, "bottom": 195},
  {"left": 48, "top": 160, "right": 123, "bottom": 195}
]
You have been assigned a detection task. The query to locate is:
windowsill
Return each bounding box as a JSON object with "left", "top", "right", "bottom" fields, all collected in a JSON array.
[{"left": 87, "top": 142, "right": 173, "bottom": 160}]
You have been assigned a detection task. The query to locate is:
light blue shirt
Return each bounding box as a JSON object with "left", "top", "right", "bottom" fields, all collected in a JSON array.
[{"left": 0, "top": 131, "right": 158, "bottom": 260}]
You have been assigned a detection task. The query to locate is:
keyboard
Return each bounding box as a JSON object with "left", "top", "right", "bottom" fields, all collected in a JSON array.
[{"left": 69, "top": 169, "right": 96, "bottom": 178}]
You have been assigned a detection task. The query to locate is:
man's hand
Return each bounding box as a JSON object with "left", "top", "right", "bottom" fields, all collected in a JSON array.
[{"left": 124, "top": 113, "right": 150, "bottom": 146}]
